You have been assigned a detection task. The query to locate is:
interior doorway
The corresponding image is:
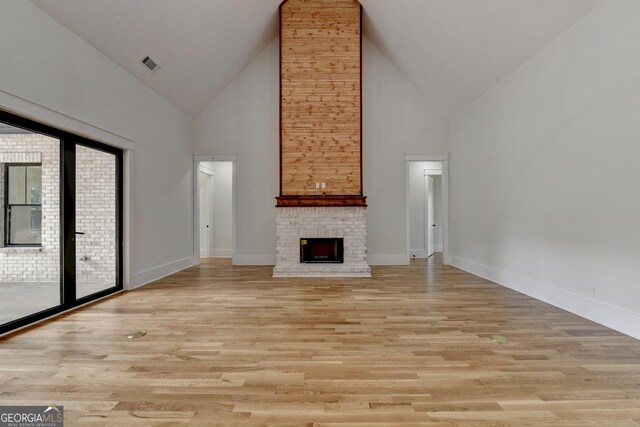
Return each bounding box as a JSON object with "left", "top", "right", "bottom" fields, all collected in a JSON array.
[
  {"left": 405, "top": 155, "right": 450, "bottom": 265},
  {"left": 194, "top": 156, "right": 235, "bottom": 263}
]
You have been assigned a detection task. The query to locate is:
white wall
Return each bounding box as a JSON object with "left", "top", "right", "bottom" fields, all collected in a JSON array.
[
  {"left": 409, "top": 161, "right": 443, "bottom": 257},
  {"left": 201, "top": 161, "right": 233, "bottom": 257},
  {"left": 363, "top": 39, "right": 448, "bottom": 264},
  {"left": 450, "top": 0, "right": 640, "bottom": 339},
  {"left": 194, "top": 40, "right": 279, "bottom": 265},
  {"left": 0, "top": 0, "right": 194, "bottom": 288},
  {"left": 194, "top": 37, "right": 448, "bottom": 265}
]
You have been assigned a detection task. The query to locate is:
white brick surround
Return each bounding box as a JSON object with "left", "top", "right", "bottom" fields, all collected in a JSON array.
[{"left": 273, "top": 207, "right": 371, "bottom": 277}]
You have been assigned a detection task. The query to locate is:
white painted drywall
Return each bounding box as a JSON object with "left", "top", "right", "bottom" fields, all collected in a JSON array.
[
  {"left": 201, "top": 161, "right": 233, "bottom": 257},
  {"left": 450, "top": 0, "right": 640, "bottom": 338},
  {"left": 0, "top": 0, "right": 194, "bottom": 288},
  {"left": 363, "top": 39, "right": 449, "bottom": 264},
  {"left": 409, "top": 161, "right": 443, "bottom": 257},
  {"left": 194, "top": 37, "right": 449, "bottom": 265},
  {"left": 194, "top": 40, "right": 279, "bottom": 265}
]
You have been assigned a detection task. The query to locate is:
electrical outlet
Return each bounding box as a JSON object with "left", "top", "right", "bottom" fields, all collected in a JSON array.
[
  {"left": 321, "top": 182, "right": 326, "bottom": 189},
  {"left": 315, "top": 182, "right": 320, "bottom": 189}
]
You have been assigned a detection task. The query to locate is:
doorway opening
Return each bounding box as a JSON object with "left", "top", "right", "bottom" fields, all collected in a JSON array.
[
  {"left": 405, "top": 155, "right": 450, "bottom": 265},
  {"left": 194, "top": 156, "right": 235, "bottom": 263}
]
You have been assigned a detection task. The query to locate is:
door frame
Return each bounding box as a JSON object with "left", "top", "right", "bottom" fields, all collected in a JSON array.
[
  {"left": 424, "top": 174, "right": 435, "bottom": 258},
  {"left": 0, "top": 108, "right": 124, "bottom": 336},
  {"left": 193, "top": 154, "right": 237, "bottom": 264},
  {"left": 405, "top": 154, "right": 450, "bottom": 265},
  {"left": 198, "top": 165, "right": 214, "bottom": 258}
]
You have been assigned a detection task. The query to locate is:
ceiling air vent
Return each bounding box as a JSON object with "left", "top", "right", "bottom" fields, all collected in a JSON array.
[{"left": 140, "top": 56, "right": 159, "bottom": 74}]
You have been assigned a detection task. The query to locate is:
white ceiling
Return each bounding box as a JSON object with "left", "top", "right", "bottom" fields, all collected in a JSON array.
[
  {"left": 31, "top": 0, "right": 603, "bottom": 119},
  {"left": 30, "top": 0, "right": 281, "bottom": 117},
  {"left": 362, "top": 0, "right": 604, "bottom": 118}
]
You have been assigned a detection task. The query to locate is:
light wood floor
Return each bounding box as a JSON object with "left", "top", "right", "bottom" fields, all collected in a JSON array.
[{"left": 1, "top": 256, "right": 640, "bottom": 426}]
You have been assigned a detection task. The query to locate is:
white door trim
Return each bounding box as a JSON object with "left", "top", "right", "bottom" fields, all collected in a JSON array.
[
  {"left": 194, "top": 154, "right": 237, "bottom": 162},
  {"left": 425, "top": 174, "right": 435, "bottom": 258},
  {"left": 123, "top": 149, "right": 133, "bottom": 290},
  {"left": 405, "top": 154, "right": 450, "bottom": 265},
  {"left": 193, "top": 155, "right": 237, "bottom": 265},
  {"left": 198, "top": 170, "right": 214, "bottom": 258}
]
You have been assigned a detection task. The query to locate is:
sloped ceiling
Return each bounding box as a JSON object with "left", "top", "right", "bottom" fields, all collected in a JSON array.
[
  {"left": 30, "top": 0, "right": 281, "bottom": 117},
  {"left": 30, "top": 0, "right": 603, "bottom": 119},
  {"left": 361, "top": 0, "right": 604, "bottom": 118}
]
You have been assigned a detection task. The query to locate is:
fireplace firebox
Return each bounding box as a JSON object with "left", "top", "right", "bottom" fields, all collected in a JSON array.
[{"left": 300, "top": 238, "right": 344, "bottom": 264}]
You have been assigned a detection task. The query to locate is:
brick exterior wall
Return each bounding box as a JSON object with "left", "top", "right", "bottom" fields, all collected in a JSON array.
[
  {"left": 0, "top": 134, "right": 60, "bottom": 282},
  {"left": 76, "top": 145, "right": 116, "bottom": 284},
  {"left": 0, "top": 136, "right": 116, "bottom": 284},
  {"left": 273, "top": 207, "right": 371, "bottom": 277}
]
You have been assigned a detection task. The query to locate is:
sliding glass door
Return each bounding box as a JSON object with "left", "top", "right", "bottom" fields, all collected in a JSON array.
[
  {"left": 0, "top": 122, "right": 61, "bottom": 326},
  {"left": 0, "top": 110, "right": 123, "bottom": 335}
]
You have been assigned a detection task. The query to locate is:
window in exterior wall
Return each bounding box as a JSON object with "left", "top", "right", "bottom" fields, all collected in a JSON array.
[{"left": 4, "top": 164, "right": 42, "bottom": 246}]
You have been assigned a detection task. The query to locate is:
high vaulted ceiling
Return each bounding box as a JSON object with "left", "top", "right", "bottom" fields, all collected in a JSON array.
[
  {"left": 30, "top": 0, "right": 282, "bottom": 117},
  {"left": 31, "top": 0, "right": 603, "bottom": 119},
  {"left": 362, "top": 0, "right": 603, "bottom": 118}
]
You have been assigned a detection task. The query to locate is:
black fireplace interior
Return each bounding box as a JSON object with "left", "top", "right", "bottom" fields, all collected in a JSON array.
[{"left": 300, "top": 238, "right": 344, "bottom": 263}]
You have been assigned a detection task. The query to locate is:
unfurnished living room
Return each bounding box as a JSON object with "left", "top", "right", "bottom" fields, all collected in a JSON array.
[{"left": 0, "top": 0, "right": 639, "bottom": 425}]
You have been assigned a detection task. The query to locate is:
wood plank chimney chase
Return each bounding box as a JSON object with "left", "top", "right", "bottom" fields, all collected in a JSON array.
[
  {"left": 276, "top": 0, "right": 365, "bottom": 207},
  {"left": 273, "top": 0, "right": 370, "bottom": 277}
]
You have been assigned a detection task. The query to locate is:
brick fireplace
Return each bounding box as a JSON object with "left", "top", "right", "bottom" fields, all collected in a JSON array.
[{"left": 273, "top": 0, "right": 371, "bottom": 278}]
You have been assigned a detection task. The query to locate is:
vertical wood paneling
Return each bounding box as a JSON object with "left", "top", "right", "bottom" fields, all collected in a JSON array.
[{"left": 280, "top": 0, "right": 362, "bottom": 196}]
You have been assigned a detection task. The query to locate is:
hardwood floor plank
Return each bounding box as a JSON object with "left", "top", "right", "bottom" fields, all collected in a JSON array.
[{"left": 1, "top": 256, "right": 639, "bottom": 426}]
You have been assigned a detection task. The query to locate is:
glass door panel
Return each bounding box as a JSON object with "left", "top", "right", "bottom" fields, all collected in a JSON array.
[
  {"left": 0, "top": 121, "right": 61, "bottom": 326},
  {"left": 75, "top": 144, "right": 118, "bottom": 299}
]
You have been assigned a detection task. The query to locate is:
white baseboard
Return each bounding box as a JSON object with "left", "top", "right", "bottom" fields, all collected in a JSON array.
[
  {"left": 210, "top": 248, "right": 233, "bottom": 257},
  {"left": 130, "top": 256, "right": 197, "bottom": 290},
  {"left": 233, "top": 255, "right": 276, "bottom": 266},
  {"left": 411, "top": 249, "right": 427, "bottom": 258},
  {"left": 232, "top": 254, "right": 411, "bottom": 266},
  {"left": 201, "top": 249, "right": 233, "bottom": 258},
  {"left": 368, "top": 255, "right": 410, "bottom": 265},
  {"left": 451, "top": 256, "right": 640, "bottom": 340}
]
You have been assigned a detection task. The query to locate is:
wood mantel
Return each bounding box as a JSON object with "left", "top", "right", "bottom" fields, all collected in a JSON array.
[
  {"left": 279, "top": 0, "right": 363, "bottom": 203},
  {"left": 276, "top": 195, "right": 367, "bottom": 207}
]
